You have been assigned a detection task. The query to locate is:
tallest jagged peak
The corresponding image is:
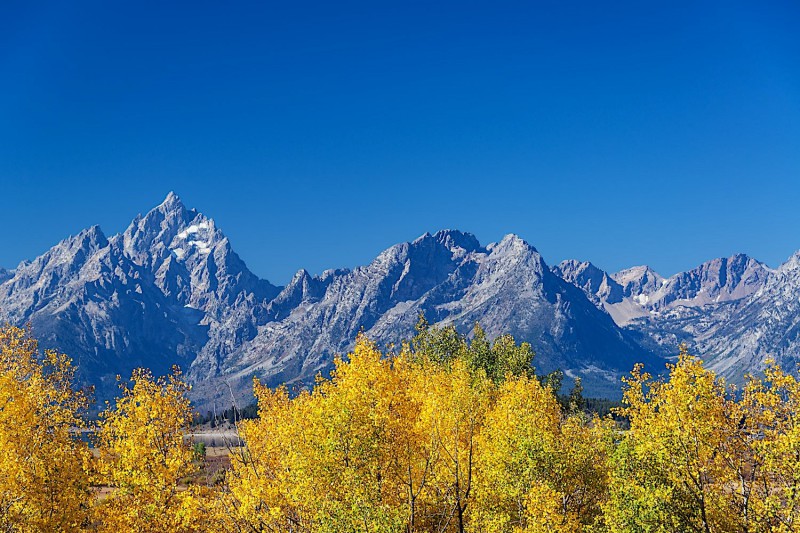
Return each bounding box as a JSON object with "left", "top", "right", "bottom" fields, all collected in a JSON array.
[
  {"left": 137, "top": 192, "right": 190, "bottom": 231},
  {"left": 159, "top": 191, "right": 184, "bottom": 211}
]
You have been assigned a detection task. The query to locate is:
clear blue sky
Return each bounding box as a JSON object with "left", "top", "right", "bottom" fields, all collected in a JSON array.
[{"left": 1, "top": 1, "right": 798, "bottom": 284}]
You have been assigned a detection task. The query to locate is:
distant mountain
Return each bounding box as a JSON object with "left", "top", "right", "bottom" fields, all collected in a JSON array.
[
  {"left": 552, "top": 260, "right": 629, "bottom": 321},
  {"left": 0, "top": 195, "right": 660, "bottom": 407},
  {"left": 0, "top": 224, "right": 201, "bottom": 400},
  {"left": 556, "top": 255, "right": 770, "bottom": 324},
  {"left": 190, "top": 231, "right": 654, "bottom": 406},
  {"left": 0, "top": 194, "right": 279, "bottom": 404},
  {"left": 116, "top": 192, "right": 280, "bottom": 380},
  {"left": 3, "top": 193, "right": 799, "bottom": 408},
  {"left": 632, "top": 253, "right": 800, "bottom": 384},
  {"left": 553, "top": 253, "right": 797, "bottom": 386}
]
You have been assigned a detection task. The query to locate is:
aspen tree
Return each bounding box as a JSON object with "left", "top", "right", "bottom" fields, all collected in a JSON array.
[{"left": 0, "top": 326, "right": 92, "bottom": 532}]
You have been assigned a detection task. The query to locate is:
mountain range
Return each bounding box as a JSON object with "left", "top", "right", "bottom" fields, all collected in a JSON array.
[{"left": 1, "top": 193, "right": 798, "bottom": 409}]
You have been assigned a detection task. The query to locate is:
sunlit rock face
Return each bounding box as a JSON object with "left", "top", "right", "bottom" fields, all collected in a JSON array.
[
  {"left": 0, "top": 193, "right": 278, "bottom": 405},
  {"left": 8, "top": 192, "right": 797, "bottom": 410},
  {"left": 190, "top": 230, "right": 656, "bottom": 407},
  {"left": 553, "top": 252, "right": 800, "bottom": 387},
  {"left": 1, "top": 195, "right": 655, "bottom": 408}
]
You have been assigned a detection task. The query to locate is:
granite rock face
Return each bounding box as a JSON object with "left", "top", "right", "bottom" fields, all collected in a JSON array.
[
  {"left": 0, "top": 195, "right": 657, "bottom": 407},
  {"left": 5, "top": 193, "right": 797, "bottom": 409},
  {"left": 191, "top": 231, "right": 653, "bottom": 406},
  {"left": 555, "top": 254, "right": 771, "bottom": 327},
  {"left": 0, "top": 194, "right": 278, "bottom": 404},
  {"left": 553, "top": 253, "right": 799, "bottom": 386}
]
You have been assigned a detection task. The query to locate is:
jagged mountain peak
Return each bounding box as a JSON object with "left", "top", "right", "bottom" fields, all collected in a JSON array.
[
  {"left": 613, "top": 264, "right": 664, "bottom": 284},
  {"left": 120, "top": 196, "right": 192, "bottom": 266},
  {"left": 8, "top": 192, "right": 797, "bottom": 408},
  {"left": 160, "top": 190, "right": 183, "bottom": 209},
  {"left": 0, "top": 193, "right": 284, "bottom": 406},
  {"left": 554, "top": 260, "right": 624, "bottom": 306},
  {"left": 652, "top": 253, "right": 770, "bottom": 310},
  {"left": 38, "top": 225, "right": 110, "bottom": 269},
  {"left": 117, "top": 195, "right": 264, "bottom": 300},
  {"left": 290, "top": 268, "right": 312, "bottom": 282},
  {"left": 612, "top": 265, "right": 665, "bottom": 300},
  {"left": 556, "top": 259, "right": 604, "bottom": 278},
  {"left": 407, "top": 229, "right": 481, "bottom": 253},
  {"left": 777, "top": 250, "right": 800, "bottom": 274},
  {"left": 377, "top": 230, "right": 477, "bottom": 268},
  {"left": 0, "top": 227, "right": 107, "bottom": 296},
  {"left": 488, "top": 233, "right": 538, "bottom": 255},
  {"left": 191, "top": 227, "right": 653, "bottom": 406},
  {"left": 128, "top": 195, "right": 278, "bottom": 311},
  {"left": 81, "top": 223, "right": 106, "bottom": 240},
  {"left": 431, "top": 229, "right": 482, "bottom": 254},
  {"left": 696, "top": 253, "right": 762, "bottom": 272}
]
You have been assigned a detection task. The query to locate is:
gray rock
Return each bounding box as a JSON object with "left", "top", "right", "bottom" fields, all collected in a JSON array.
[
  {"left": 17, "top": 192, "right": 798, "bottom": 410},
  {"left": 190, "top": 231, "right": 658, "bottom": 407},
  {"left": 554, "top": 253, "right": 789, "bottom": 386},
  {"left": 0, "top": 193, "right": 279, "bottom": 408}
]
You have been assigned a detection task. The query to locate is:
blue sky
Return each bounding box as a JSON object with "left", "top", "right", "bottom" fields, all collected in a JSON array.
[{"left": 1, "top": 1, "right": 798, "bottom": 284}]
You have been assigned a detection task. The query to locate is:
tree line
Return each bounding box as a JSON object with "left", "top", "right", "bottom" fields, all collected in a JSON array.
[{"left": 1, "top": 320, "right": 800, "bottom": 532}]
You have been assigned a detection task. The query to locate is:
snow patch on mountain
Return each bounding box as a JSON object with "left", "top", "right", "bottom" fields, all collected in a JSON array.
[{"left": 3, "top": 191, "right": 795, "bottom": 409}]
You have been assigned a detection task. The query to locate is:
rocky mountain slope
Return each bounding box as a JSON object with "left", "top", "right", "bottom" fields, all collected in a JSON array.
[
  {"left": 2, "top": 193, "right": 798, "bottom": 408},
  {"left": 0, "top": 194, "right": 663, "bottom": 408},
  {"left": 189, "top": 230, "right": 654, "bottom": 405},
  {"left": 553, "top": 253, "right": 797, "bottom": 386},
  {"left": 554, "top": 255, "right": 770, "bottom": 326},
  {"left": 628, "top": 253, "right": 800, "bottom": 384},
  {"left": 0, "top": 194, "right": 279, "bottom": 403},
  {"left": 0, "top": 225, "right": 201, "bottom": 400}
]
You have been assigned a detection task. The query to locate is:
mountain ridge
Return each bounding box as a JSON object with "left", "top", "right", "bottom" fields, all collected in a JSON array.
[{"left": 1, "top": 193, "right": 797, "bottom": 408}]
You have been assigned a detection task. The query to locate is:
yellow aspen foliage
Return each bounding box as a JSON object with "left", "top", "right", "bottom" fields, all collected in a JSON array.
[
  {"left": 93, "top": 367, "right": 212, "bottom": 532},
  {"left": 221, "top": 330, "right": 605, "bottom": 533},
  {"left": 10, "top": 319, "right": 800, "bottom": 532},
  {"left": 607, "top": 345, "right": 746, "bottom": 532},
  {"left": 518, "top": 482, "right": 582, "bottom": 533},
  {"left": 737, "top": 360, "right": 800, "bottom": 531},
  {"left": 412, "top": 355, "right": 492, "bottom": 532},
  {"left": 222, "top": 336, "right": 416, "bottom": 531},
  {"left": 0, "top": 325, "right": 93, "bottom": 532},
  {"left": 474, "top": 374, "right": 612, "bottom": 532},
  {"left": 218, "top": 384, "right": 308, "bottom": 530}
]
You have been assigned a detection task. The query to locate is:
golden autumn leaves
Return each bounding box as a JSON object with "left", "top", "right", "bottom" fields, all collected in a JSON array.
[
  {"left": 609, "top": 346, "right": 800, "bottom": 532},
  {"left": 0, "top": 325, "right": 92, "bottom": 530},
  {"left": 3, "top": 323, "right": 800, "bottom": 532},
  {"left": 94, "top": 368, "right": 215, "bottom": 531},
  {"left": 0, "top": 326, "right": 215, "bottom": 532}
]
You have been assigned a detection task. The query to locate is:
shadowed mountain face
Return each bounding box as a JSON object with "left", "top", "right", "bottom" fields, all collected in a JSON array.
[
  {"left": 3, "top": 193, "right": 798, "bottom": 409},
  {"left": 0, "top": 194, "right": 279, "bottom": 404},
  {"left": 553, "top": 254, "right": 800, "bottom": 386},
  {"left": 0, "top": 195, "right": 658, "bottom": 407},
  {"left": 189, "top": 230, "right": 655, "bottom": 406}
]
